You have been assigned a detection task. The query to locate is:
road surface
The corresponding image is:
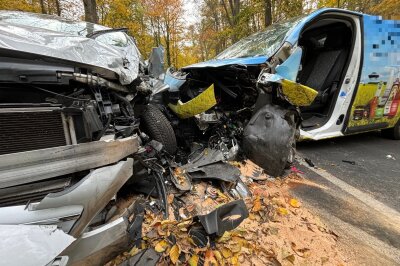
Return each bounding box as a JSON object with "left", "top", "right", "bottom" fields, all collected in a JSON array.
[{"left": 293, "top": 132, "right": 400, "bottom": 265}]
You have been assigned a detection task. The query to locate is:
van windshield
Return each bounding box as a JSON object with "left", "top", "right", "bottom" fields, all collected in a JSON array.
[{"left": 215, "top": 16, "right": 305, "bottom": 59}]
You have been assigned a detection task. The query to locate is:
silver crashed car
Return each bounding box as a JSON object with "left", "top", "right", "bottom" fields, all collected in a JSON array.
[{"left": 0, "top": 11, "right": 176, "bottom": 266}]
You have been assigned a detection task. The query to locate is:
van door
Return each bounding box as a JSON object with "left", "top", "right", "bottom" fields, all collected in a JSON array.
[{"left": 345, "top": 15, "right": 400, "bottom": 134}]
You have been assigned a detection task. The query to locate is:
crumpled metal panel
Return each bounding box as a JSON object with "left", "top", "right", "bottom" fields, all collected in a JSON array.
[
  {"left": 0, "top": 136, "right": 139, "bottom": 189},
  {"left": 34, "top": 158, "right": 134, "bottom": 237},
  {"left": 0, "top": 224, "right": 75, "bottom": 266},
  {"left": 0, "top": 16, "right": 139, "bottom": 85}
]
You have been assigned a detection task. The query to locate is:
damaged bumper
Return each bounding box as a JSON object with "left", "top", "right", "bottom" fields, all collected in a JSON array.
[{"left": 0, "top": 137, "right": 143, "bottom": 265}]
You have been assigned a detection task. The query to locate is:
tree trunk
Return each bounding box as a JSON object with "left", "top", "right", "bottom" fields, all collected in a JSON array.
[
  {"left": 264, "top": 0, "right": 272, "bottom": 27},
  {"left": 82, "top": 0, "right": 98, "bottom": 23},
  {"left": 165, "top": 23, "right": 171, "bottom": 67},
  {"left": 39, "top": 0, "right": 47, "bottom": 14},
  {"left": 55, "top": 0, "right": 61, "bottom": 16}
]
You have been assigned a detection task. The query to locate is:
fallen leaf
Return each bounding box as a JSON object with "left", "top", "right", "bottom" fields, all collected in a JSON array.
[
  {"left": 289, "top": 198, "right": 301, "bottom": 208},
  {"left": 129, "top": 246, "right": 140, "bottom": 257},
  {"left": 277, "top": 207, "right": 288, "bottom": 216},
  {"left": 216, "top": 189, "right": 229, "bottom": 200},
  {"left": 221, "top": 247, "right": 233, "bottom": 258},
  {"left": 161, "top": 220, "right": 176, "bottom": 225},
  {"left": 284, "top": 254, "right": 295, "bottom": 264},
  {"left": 169, "top": 244, "right": 180, "bottom": 264},
  {"left": 231, "top": 254, "right": 239, "bottom": 266},
  {"left": 168, "top": 194, "right": 175, "bottom": 204},
  {"left": 213, "top": 250, "right": 224, "bottom": 265},
  {"left": 177, "top": 220, "right": 192, "bottom": 228},
  {"left": 154, "top": 240, "right": 169, "bottom": 253},
  {"left": 253, "top": 195, "right": 262, "bottom": 212},
  {"left": 204, "top": 249, "right": 218, "bottom": 266},
  {"left": 321, "top": 257, "right": 329, "bottom": 264},
  {"left": 217, "top": 231, "right": 231, "bottom": 243},
  {"left": 188, "top": 254, "right": 199, "bottom": 266}
]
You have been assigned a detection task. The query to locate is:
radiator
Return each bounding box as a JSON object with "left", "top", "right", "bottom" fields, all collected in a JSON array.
[{"left": 0, "top": 107, "right": 69, "bottom": 155}]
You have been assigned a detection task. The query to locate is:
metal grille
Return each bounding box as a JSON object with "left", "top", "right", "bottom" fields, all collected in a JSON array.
[{"left": 0, "top": 109, "right": 67, "bottom": 155}]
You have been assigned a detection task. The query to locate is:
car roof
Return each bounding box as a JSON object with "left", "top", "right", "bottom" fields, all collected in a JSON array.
[{"left": 0, "top": 10, "right": 110, "bottom": 37}]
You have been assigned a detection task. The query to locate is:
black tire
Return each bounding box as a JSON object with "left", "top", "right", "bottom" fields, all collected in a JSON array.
[
  {"left": 381, "top": 120, "right": 400, "bottom": 140},
  {"left": 141, "top": 104, "right": 177, "bottom": 154}
]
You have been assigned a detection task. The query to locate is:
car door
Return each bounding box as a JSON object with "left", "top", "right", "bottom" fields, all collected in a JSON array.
[{"left": 345, "top": 15, "right": 400, "bottom": 134}]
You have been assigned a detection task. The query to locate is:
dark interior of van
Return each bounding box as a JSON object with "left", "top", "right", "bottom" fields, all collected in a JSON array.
[{"left": 297, "top": 18, "right": 354, "bottom": 129}]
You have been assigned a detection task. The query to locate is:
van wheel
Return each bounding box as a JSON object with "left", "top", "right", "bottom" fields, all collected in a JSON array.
[
  {"left": 381, "top": 120, "right": 400, "bottom": 140},
  {"left": 141, "top": 104, "right": 177, "bottom": 154}
]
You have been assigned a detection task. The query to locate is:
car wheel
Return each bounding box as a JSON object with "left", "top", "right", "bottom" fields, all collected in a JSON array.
[
  {"left": 141, "top": 104, "right": 177, "bottom": 154},
  {"left": 381, "top": 120, "right": 400, "bottom": 140}
]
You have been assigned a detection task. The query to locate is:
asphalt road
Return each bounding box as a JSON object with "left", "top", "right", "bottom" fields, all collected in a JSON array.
[
  {"left": 298, "top": 131, "right": 400, "bottom": 211},
  {"left": 291, "top": 132, "right": 400, "bottom": 265}
]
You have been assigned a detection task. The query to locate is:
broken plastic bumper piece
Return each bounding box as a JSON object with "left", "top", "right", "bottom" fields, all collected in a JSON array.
[{"left": 168, "top": 84, "right": 217, "bottom": 119}]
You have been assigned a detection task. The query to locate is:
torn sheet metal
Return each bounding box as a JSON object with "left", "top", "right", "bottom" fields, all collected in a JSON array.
[
  {"left": 148, "top": 46, "right": 165, "bottom": 79},
  {"left": 275, "top": 46, "right": 303, "bottom": 81},
  {"left": 183, "top": 148, "right": 225, "bottom": 169},
  {"left": 0, "top": 11, "right": 139, "bottom": 85},
  {"left": 0, "top": 136, "right": 139, "bottom": 189},
  {"left": 168, "top": 84, "right": 217, "bottom": 119},
  {"left": 34, "top": 158, "right": 134, "bottom": 237},
  {"left": 243, "top": 104, "right": 296, "bottom": 177},
  {"left": 63, "top": 199, "right": 145, "bottom": 266},
  {"left": 180, "top": 148, "right": 240, "bottom": 183},
  {"left": 0, "top": 224, "right": 75, "bottom": 266},
  {"left": 0, "top": 205, "right": 82, "bottom": 233},
  {"left": 163, "top": 67, "right": 188, "bottom": 92},
  {"left": 196, "top": 199, "right": 249, "bottom": 236},
  {"left": 189, "top": 162, "right": 241, "bottom": 183}
]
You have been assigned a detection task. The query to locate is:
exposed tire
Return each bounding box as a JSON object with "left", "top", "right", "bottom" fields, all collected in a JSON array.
[
  {"left": 141, "top": 104, "right": 177, "bottom": 154},
  {"left": 381, "top": 120, "right": 400, "bottom": 140}
]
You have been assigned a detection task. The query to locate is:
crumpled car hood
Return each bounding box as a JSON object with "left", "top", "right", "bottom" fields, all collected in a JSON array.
[
  {"left": 0, "top": 22, "right": 139, "bottom": 85},
  {"left": 182, "top": 56, "right": 268, "bottom": 69}
]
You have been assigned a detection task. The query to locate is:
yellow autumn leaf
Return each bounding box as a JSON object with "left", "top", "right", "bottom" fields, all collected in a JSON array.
[
  {"left": 154, "top": 240, "right": 169, "bottom": 253},
  {"left": 213, "top": 250, "right": 224, "bottom": 265},
  {"left": 277, "top": 207, "right": 289, "bottom": 216},
  {"left": 129, "top": 246, "right": 140, "bottom": 257},
  {"left": 188, "top": 254, "right": 199, "bottom": 266},
  {"left": 217, "top": 231, "right": 231, "bottom": 243},
  {"left": 169, "top": 244, "right": 181, "bottom": 264},
  {"left": 221, "top": 247, "right": 233, "bottom": 258},
  {"left": 284, "top": 254, "right": 296, "bottom": 264},
  {"left": 289, "top": 198, "right": 301, "bottom": 208},
  {"left": 217, "top": 189, "right": 228, "bottom": 200},
  {"left": 231, "top": 254, "right": 239, "bottom": 266},
  {"left": 253, "top": 195, "right": 262, "bottom": 212},
  {"left": 204, "top": 249, "right": 218, "bottom": 266}
]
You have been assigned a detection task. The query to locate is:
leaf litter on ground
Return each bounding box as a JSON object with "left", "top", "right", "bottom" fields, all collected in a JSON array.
[{"left": 106, "top": 160, "right": 349, "bottom": 266}]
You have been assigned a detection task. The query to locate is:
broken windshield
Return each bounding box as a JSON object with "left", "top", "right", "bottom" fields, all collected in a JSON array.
[{"left": 215, "top": 16, "right": 305, "bottom": 60}]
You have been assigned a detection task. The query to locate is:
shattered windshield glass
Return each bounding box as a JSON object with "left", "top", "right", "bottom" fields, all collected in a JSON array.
[
  {"left": 215, "top": 16, "right": 305, "bottom": 59},
  {"left": 0, "top": 11, "right": 108, "bottom": 37}
]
